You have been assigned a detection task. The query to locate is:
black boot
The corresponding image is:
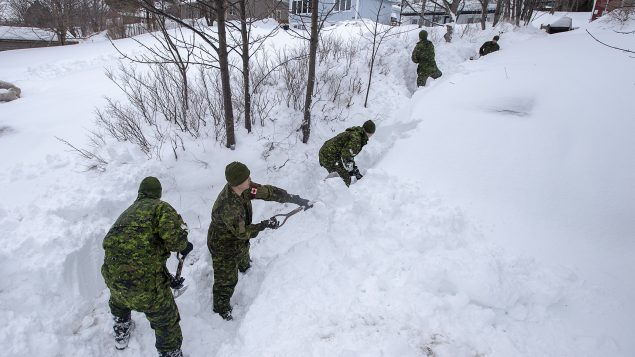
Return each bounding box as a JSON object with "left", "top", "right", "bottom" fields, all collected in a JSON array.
[
  {"left": 158, "top": 349, "right": 183, "bottom": 357},
  {"left": 219, "top": 310, "right": 233, "bottom": 321},
  {"left": 113, "top": 316, "right": 135, "bottom": 350},
  {"left": 213, "top": 307, "right": 233, "bottom": 321}
]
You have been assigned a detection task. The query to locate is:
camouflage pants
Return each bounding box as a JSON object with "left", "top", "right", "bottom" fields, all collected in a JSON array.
[
  {"left": 108, "top": 281, "right": 182, "bottom": 353},
  {"left": 208, "top": 241, "right": 251, "bottom": 315},
  {"left": 318, "top": 149, "right": 352, "bottom": 186},
  {"left": 416, "top": 67, "right": 442, "bottom": 87}
]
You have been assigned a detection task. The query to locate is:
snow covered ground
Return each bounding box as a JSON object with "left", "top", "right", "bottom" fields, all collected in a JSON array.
[{"left": 1, "top": 12, "right": 634, "bottom": 357}]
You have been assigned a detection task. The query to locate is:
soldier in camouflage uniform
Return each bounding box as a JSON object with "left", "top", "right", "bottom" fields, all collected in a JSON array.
[
  {"left": 101, "top": 177, "right": 194, "bottom": 357},
  {"left": 479, "top": 35, "right": 500, "bottom": 57},
  {"left": 411, "top": 30, "right": 442, "bottom": 87},
  {"left": 319, "top": 120, "right": 376, "bottom": 186},
  {"left": 207, "top": 162, "right": 311, "bottom": 320}
]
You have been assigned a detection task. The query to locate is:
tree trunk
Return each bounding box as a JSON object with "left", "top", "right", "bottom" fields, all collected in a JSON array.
[
  {"left": 365, "top": 0, "right": 384, "bottom": 108},
  {"left": 480, "top": 0, "right": 489, "bottom": 30},
  {"left": 503, "top": 0, "right": 511, "bottom": 22},
  {"left": 301, "top": 0, "right": 319, "bottom": 144},
  {"left": 418, "top": 0, "right": 427, "bottom": 27},
  {"left": 493, "top": 0, "right": 503, "bottom": 26},
  {"left": 217, "top": 0, "right": 236, "bottom": 149},
  {"left": 364, "top": 47, "right": 376, "bottom": 108},
  {"left": 239, "top": 0, "right": 252, "bottom": 133}
]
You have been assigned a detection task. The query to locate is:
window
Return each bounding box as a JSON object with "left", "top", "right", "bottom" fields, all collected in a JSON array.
[
  {"left": 334, "top": 0, "right": 352, "bottom": 11},
  {"left": 292, "top": 0, "right": 312, "bottom": 14}
]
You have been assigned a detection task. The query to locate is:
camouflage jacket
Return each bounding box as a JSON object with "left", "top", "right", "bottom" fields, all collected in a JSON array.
[
  {"left": 479, "top": 41, "right": 500, "bottom": 56},
  {"left": 320, "top": 126, "right": 369, "bottom": 168},
  {"left": 411, "top": 40, "right": 439, "bottom": 76},
  {"left": 208, "top": 182, "right": 292, "bottom": 255},
  {"left": 101, "top": 192, "right": 188, "bottom": 302}
]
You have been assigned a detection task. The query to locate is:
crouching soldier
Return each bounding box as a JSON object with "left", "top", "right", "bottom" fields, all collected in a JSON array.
[
  {"left": 319, "top": 120, "right": 375, "bottom": 186},
  {"left": 479, "top": 35, "right": 500, "bottom": 57},
  {"left": 101, "top": 176, "right": 194, "bottom": 357},
  {"left": 207, "top": 162, "right": 311, "bottom": 320}
]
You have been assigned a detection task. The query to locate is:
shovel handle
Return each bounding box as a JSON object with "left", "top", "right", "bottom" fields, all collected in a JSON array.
[
  {"left": 175, "top": 253, "right": 184, "bottom": 279},
  {"left": 271, "top": 206, "right": 304, "bottom": 228}
]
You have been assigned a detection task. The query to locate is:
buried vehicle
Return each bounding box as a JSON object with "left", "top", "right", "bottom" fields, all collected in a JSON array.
[{"left": 541, "top": 16, "right": 574, "bottom": 34}]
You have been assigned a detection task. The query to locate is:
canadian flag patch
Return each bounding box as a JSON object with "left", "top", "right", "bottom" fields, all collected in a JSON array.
[{"left": 250, "top": 186, "right": 258, "bottom": 198}]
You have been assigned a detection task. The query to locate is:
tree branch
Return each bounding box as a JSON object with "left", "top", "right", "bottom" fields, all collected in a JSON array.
[{"left": 586, "top": 29, "right": 635, "bottom": 54}]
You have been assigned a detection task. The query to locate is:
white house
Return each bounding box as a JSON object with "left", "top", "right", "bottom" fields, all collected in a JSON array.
[{"left": 289, "top": 0, "right": 396, "bottom": 26}]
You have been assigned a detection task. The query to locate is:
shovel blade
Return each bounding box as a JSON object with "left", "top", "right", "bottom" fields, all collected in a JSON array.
[{"left": 172, "top": 285, "right": 188, "bottom": 299}]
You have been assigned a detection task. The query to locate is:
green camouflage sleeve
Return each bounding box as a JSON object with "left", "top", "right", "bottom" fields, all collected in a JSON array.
[
  {"left": 411, "top": 45, "right": 420, "bottom": 63},
  {"left": 247, "top": 182, "right": 291, "bottom": 203},
  {"left": 156, "top": 202, "right": 189, "bottom": 252},
  {"left": 221, "top": 201, "right": 263, "bottom": 241}
]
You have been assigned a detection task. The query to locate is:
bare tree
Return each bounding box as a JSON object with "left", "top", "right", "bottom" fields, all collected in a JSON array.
[
  {"left": 359, "top": 0, "right": 412, "bottom": 107},
  {"left": 492, "top": 0, "right": 503, "bottom": 26},
  {"left": 225, "top": 0, "right": 283, "bottom": 133},
  {"left": 215, "top": 0, "right": 237, "bottom": 148},
  {"left": 0, "top": 2, "right": 9, "bottom": 24},
  {"left": 419, "top": 0, "right": 428, "bottom": 27},
  {"left": 133, "top": 0, "right": 238, "bottom": 149},
  {"left": 8, "top": 0, "right": 111, "bottom": 40},
  {"left": 8, "top": 0, "right": 80, "bottom": 44},
  {"left": 426, "top": 0, "right": 463, "bottom": 42},
  {"left": 491, "top": 0, "right": 537, "bottom": 26},
  {"left": 301, "top": 0, "right": 320, "bottom": 143},
  {"left": 286, "top": 0, "right": 337, "bottom": 143},
  {"left": 478, "top": 0, "right": 490, "bottom": 30}
]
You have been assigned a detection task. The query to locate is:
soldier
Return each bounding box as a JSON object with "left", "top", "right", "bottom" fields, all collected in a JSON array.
[
  {"left": 479, "top": 35, "right": 500, "bottom": 57},
  {"left": 207, "top": 162, "right": 311, "bottom": 320},
  {"left": 411, "top": 30, "right": 442, "bottom": 87},
  {"left": 101, "top": 177, "right": 193, "bottom": 357},
  {"left": 319, "top": 120, "right": 375, "bottom": 186}
]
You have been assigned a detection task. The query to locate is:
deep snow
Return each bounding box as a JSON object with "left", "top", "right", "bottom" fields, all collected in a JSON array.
[{"left": 1, "top": 12, "right": 633, "bottom": 357}]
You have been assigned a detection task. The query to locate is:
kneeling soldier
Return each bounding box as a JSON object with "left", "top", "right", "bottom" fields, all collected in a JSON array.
[{"left": 319, "top": 120, "right": 376, "bottom": 186}]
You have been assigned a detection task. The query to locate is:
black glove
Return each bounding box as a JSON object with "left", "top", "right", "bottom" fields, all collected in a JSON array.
[
  {"left": 180, "top": 242, "right": 194, "bottom": 258},
  {"left": 260, "top": 217, "right": 280, "bottom": 230},
  {"left": 170, "top": 275, "right": 185, "bottom": 289},
  {"left": 289, "top": 195, "right": 313, "bottom": 210},
  {"left": 350, "top": 167, "right": 363, "bottom": 180}
]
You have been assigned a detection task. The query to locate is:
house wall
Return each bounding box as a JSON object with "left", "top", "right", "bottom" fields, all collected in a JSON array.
[
  {"left": 227, "top": 0, "right": 289, "bottom": 22},
  {"left": 289, "top": 0, "right": 392, "bottom": 26}
]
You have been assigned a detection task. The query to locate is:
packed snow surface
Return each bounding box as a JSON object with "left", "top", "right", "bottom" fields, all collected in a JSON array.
[{"left": 0, "top": 12, "right": 633, "bottom": 357}]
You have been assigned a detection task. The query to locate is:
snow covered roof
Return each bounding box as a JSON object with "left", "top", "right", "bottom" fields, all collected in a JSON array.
[{"left": 0, "top": 26, "right": 58, "bottom": 41}]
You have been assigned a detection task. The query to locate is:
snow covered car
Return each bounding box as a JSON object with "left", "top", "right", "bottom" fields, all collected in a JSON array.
[{"left": 541, "top": 16, "right": 573, "bottom": 34}]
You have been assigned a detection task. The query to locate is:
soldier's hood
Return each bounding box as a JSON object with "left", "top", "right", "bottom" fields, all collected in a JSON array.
[
  {"left": 419, "top": 30, "right": 428, "bottom": 41},
  {"left": 137, "top": 176, "right": 162, "bottom": 199}
]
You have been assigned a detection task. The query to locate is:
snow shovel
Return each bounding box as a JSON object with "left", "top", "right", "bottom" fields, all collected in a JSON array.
[
  {"left": 169, "top": 253, "right": 188, "bottom": 299},
  {"left": 323, "top": 172, "right": 340, "bottom": 181},
  {"left": 270, "top": 204, "right": 313, "bottom": 229}
]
